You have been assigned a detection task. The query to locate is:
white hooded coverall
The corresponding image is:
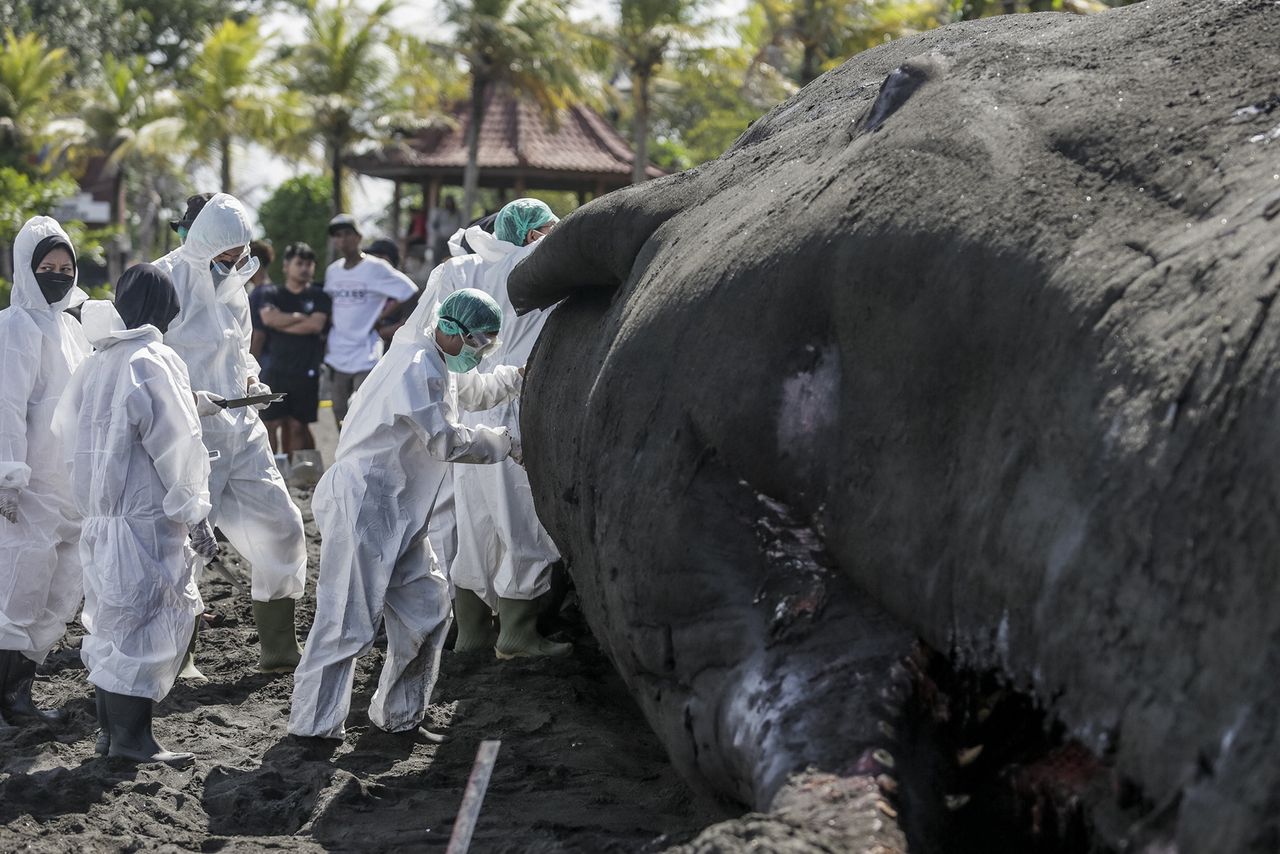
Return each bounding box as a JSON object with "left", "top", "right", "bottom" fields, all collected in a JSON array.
[
  {"left": 0, "top": 217, "right": 91, "bottom": 663},
  {"left": 449, "top": 227, "right": 560, "bottom": 607},
  {"left": 289, "top": 307, "right": 522, "bottom": 739},
  {"left": 152, "top": 194, "right": 307, "bottom": 602},
  {"left": 53, "top": 303, "right": 212, "bottom": 701}
]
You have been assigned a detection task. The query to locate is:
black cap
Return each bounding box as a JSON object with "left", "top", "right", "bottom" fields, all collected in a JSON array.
[
  {"left": 365, "top": 238, "right": 400, "bottom": 268},
  {"left": 169, "top": 193, "right": 215, "bottom": 234}
]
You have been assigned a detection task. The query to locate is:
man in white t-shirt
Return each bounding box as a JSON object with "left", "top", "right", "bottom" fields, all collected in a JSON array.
[{"left": 322, "top": 214, "right": 418, "bottom": 428}]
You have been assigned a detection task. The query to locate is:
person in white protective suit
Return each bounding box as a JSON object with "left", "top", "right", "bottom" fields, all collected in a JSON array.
[
  {"left": 53, "top": 264, "right": 219, "bottom": 766},
  {"left": 409, "top": 226, "right": 482, "bottom": 587},
  {"left": 448, "top": 199, "right": 569, "bottom": 659},
  {"left": 289, "top": 287, "right": 524, "bottom": 741},
  {"left": 0, "top": 217, "right": 91, "bottom": 728},
  {"left": 153, "top": 193, "right": 308, "bottom": 675}
]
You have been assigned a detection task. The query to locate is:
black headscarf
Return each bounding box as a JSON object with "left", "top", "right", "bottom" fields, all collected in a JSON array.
[
  {"left": 114, "top": 264, "right": 181, "bottom": 333},
  {"left": 30, "top": 234, "right": 77, "bottom": 273}
]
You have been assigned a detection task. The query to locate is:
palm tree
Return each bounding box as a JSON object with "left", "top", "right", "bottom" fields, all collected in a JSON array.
[
  {"left": 288, "top": 0, "right": 405, "bottom": 216},
  {"left": 41, "top": 54, "right": 186, "bottom": 278},
  {"left": 0, "top": 28, "right": 75, "bottom": 164},
  {"left": 52, "top": 55, "right": 183, "bottom": 227},
  {"left": 388, "top": 32, "right": 469, "bottom": 125},
  {"left": 751, "top": 0, "right": 950, "bottom": 86},
  {"left": 180, "top": 16, "right": 286, "bottom": 193},
  {"left": 445, "top": 0, "right": 586, "bottom": 219},
  {"left": 615, "top": 0, "right": 704, "bottom": 183}
]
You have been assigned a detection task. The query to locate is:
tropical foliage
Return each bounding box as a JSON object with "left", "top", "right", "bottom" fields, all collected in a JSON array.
[
  {"left": 257, "top": 174, "right": 334, "bottom": 282},
  {"left": 2, "top": 0, "right": 1138, "bottom": 287},
  {"left": 444, "top": 0, "right": 589, "bottom": 218}
]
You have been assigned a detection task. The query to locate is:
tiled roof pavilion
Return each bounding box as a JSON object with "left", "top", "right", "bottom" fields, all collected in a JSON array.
[
  {"left": 348, "top": 88, "right": 664, "bottom": 245},
  {"left": 349, "top": 88, "right": 664, "bottom": 189}
]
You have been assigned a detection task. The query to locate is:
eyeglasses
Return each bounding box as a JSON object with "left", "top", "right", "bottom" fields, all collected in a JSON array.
[
  {"left": 211, "top": 245, "right": 260, "bottom": 280},
  {"left": 441, "top": 315, "right": 501, "bottom": 356}
]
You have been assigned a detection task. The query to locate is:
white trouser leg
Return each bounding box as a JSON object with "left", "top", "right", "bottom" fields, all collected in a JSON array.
[
  {"left": 209, "top": 424, "right": 307, "bottom": 602},
  {"left": 368, "top": 536, "right": 452, "bottom": 733},
  {"left": 289, "top": 489, "right": 390, "bottom": 739}
]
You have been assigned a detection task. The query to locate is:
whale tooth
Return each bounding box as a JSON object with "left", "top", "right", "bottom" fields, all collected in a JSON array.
[
  {"left": 957, "top": 745, "right": 984, "bottom": 766},
  {"left": 872, "top": 748, "right": 895, "bottom": 769},
  {"left": 875, "top": 773, "right": 898, "bottom": 794},
  {"left": 875, "top": 799, "right": 898, "bottom": 818},
  {"left": 878, "top": 720, "right": 896, "bottom": 739},
  {"left": 945, "top": 794, "right": 971, "bottom": 810}
]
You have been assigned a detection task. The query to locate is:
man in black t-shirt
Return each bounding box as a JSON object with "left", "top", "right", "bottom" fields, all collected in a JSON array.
[{"left": 257, "top": 243, "right": 331, "bottom": 454}]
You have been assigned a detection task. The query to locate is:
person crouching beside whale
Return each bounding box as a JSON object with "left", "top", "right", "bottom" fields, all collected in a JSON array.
[
  {"left": 53, "top": 264, "right": 218, "bottom": 767},
  {"left": 289, "top": 287, "right": 523, "bottom": 742}
]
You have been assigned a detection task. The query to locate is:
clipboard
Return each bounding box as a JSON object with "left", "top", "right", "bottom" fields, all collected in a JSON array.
[{"left": 216, "top": 392, "right": 286, "bottom": 409}]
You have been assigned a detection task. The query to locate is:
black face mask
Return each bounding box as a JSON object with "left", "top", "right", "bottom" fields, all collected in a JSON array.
[{"left": 36, "top": 272, "right": 76, "bottom": 305}]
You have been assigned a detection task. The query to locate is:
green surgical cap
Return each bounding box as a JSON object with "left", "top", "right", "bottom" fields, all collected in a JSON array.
[
  {"left": 438, "top": 287, "right": 503, "bottom": 335},
  {"left": 495, "top": 198, "right": 558, "bottom": 245}
]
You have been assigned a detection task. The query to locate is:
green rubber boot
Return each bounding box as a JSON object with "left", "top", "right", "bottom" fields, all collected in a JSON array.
[
  {"left": 177, "top": 618, "right": 207, "bottom": 683},
  {"left": 495, "top": 596, "right": 572, "bottom": 660},
  {"left": 253, "top": 598, "right": 303, "bottom": 674},
  {"left": 452, "top": 588, "right": 497, "bottom": 653}
]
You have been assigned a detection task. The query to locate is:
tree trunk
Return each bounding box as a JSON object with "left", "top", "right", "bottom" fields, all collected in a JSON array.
[
  {"left": 331, "top": 139, "right": 345, "bottom": 215},
  {"left": 462, "top": 75, "right": 488, "bottom": 222},
  {"left": 220, "top": 135, "right": 232, "bottom": 194},
  {"left": 632, "top": 67, "right": 652, "bottom": 185},
  {"left": 797, "top": 0, "right": 820, "bottom": 86},
  {"left": 800, "top": 41, "right": 820, "bottom": 86},
  {"left": 109, "top": 167, "right": 127, "bottom": 283}
]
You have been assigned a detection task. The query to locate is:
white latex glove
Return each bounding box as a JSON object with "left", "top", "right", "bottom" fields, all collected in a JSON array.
[
  {"left": 247, "top": 379, "right": 273, "bottom": 411},
  {"left": 509, "top": 435, "right": 524, "bottom": 467},
  {"left": 0, "top": 488, "right": 19, "bottom": 524},
  {"left": 194, "top": 391, "right": 226, "bottom": 417},
  {"left": 189, "top": 519, "right": 219, "bottom": 559}
]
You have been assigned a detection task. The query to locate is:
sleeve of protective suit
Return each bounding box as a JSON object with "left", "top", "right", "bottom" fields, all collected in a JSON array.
[
  {"left": 397, "top": 374, "right": 513, "bottom": 465},
  {"left": 231, "top": 290, "right": 263, "bottom": 380},
  {"left": 456, "top": 364, "right": 523, "bottom": 413},
  {"left": 126, "top": 351, "right": 213, "bottom": 525},
  {"left": 0, "top": 313, "right": 41, "bottom": 491}
]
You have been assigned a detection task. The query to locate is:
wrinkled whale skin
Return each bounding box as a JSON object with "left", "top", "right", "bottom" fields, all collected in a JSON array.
[{"left": 512, "top": 1, "right": 1280, "bottom": 850}]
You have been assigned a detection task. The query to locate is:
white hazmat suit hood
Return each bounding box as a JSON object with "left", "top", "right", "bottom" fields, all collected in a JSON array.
[
  {"left": 0, "top": 217, "right": 91, "bottom": 661},
  {"left": 53, "top": 300, "right": 211, "bottom": 700},
  {"left": 153, "top": 194, "right": 307, "bottom": 604},
  {"left": 156, "top": 193, "right": 261, "bottom": 401}
]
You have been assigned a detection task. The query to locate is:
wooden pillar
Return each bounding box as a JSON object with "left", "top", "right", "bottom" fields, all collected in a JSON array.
[
  {"left": 425, "top": 178, "right": 441, "bottom": 264},
  {"left": 390, "top": 180, "right": 403, "bottom": 260},
  {"left": 514, "top": 174, "right": 527, "bottom": 197},
  {"left": 594, "top": 180, "right": 607, "bottom": 198},
  {"left": 576, "top": 188, "right": 588, "bottom": 208}
]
